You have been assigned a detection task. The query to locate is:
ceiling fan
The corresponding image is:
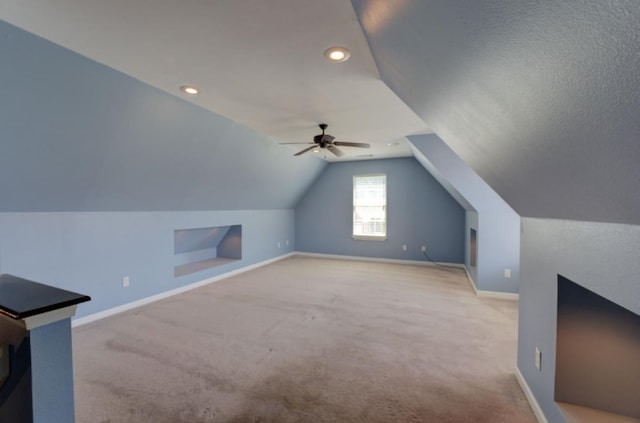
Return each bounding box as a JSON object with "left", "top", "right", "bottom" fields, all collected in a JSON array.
[{"left": 282, "top": 124, "right": 370, "bottom": 157}]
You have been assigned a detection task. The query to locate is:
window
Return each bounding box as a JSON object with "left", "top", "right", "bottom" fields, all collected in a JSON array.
[{"left": 353, "top": 174, "right": 386, "bottom": 240}]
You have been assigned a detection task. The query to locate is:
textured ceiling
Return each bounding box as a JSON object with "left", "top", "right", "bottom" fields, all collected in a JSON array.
[
  {"left": 352, "top": 0, "right": 640, "bottom": 224},
  {"left": 0, "top": 0, "right": 429, "bottom": 162},
  {"left": 2, "top": 1, "right": 638, "bottom": 223}
]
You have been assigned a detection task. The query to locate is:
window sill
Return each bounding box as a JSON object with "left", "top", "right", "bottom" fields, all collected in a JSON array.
[{"left": 352, "top": 235, "right": 387, "bottom": 241}]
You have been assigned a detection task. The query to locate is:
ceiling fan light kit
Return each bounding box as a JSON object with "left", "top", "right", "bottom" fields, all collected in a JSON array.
[{"left": 283, "top": 124, "right": 370, "bottom": 158}]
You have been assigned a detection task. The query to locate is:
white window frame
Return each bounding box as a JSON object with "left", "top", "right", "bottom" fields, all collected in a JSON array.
[{"left": 352, "top": 174, "right": 387, "bottom": 241}]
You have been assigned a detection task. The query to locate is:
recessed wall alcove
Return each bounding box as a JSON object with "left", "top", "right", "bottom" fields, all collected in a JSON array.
[
  {"left": 469, "top": 228, "right": 477, "bottom": 268},
  {"left": 555, "top": 275, "right": 640, "bottom": 423},
  {"left": 174, "top": 225, "right": 242, "bottom": 277}
]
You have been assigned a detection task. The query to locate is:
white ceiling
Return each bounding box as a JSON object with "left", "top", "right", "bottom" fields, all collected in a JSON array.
[{"left": 0, "top": 0, "right": 430, "bottom": 162}]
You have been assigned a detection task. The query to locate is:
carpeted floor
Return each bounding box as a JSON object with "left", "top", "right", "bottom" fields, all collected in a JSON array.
[{"left": 73, "top": 256, "right": 536, "bottom": 422}]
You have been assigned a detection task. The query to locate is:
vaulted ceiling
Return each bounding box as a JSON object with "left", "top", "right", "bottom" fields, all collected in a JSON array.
[
  {"left": 0, "top": 0, "right": 429, "bottom": 161},
  {"left": 1, "top": 1, "right": 638, "bottom": 223},
  {"left": 352, "top": 0, "right": 640, "bottom": 225}
]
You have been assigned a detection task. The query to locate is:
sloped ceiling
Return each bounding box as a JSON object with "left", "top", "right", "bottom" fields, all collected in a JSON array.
[
  {"left": 2, "top": 1, "right": 638, "bottom": 220},
  {"left": 0, "top": 20, "right": 325, "bottom": 212},
  {"left": 0, "top": 0, "right": 429, "bottom": 162},
  {"left": 352, "top": 0, "right": 640, "bottom": 225}
]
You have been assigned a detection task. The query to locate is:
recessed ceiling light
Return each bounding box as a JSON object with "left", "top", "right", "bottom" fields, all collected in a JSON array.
[
  {"left": 180, "top": 85, "right": 199, "bottom": 95},
  {"left": 387, "top": 142, "right": 400, "bottom": 146},
  {"left": 323, "top": 46, "right": 351, "bottom": 63},
  {"left": 313, "top": 149, "right": 321, "bottom": 153}
]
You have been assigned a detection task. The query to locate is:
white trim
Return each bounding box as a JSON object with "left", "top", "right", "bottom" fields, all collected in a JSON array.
[
  {"left": 515, "top": 366, "right": 549, "bottom": 423},
  {"left": 23, "top": 305, "right": 78, "bottom": 330},
  {"left": 72, "top": 253, "right": 294, "bottom": 328},
  {"left": 1, "top": 305, "right": 78, "bottom": 331},
  {"left": 463, "top": 266, "right": 480, "bottom": 295},
  {"left": 463, "top": 266, "right": 519, "bottom": 301},
  {"left": 294, "top": 251, "right": 466, "bottom": 268},
  {"left": 294, "top": 253, "right": 519, "bottom": 300},
  {"left": 353, "top": 173, "right": 387, "bottom": 240},
  {"left": 352, "top": 235, "right": 387, "bottom": 241},
  {"left": 73, "top": 252, "right": 517, "bottom": 328},
  {"left": 477, "top": 290, "right": 519, "bottom": 300}
]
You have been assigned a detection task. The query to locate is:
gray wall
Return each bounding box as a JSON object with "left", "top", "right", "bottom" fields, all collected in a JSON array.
[
  {"left": 409, "top": 135, "right": 520, "bottom": 293},
  {"left": 518, "top": 218, "right": 640, "bottom": 422},
  {"left": 351, "top": 0, "right": 640, "bottom": 225},
  {"left": 295, "top": 157, "right": 465, "bottom": 263}
]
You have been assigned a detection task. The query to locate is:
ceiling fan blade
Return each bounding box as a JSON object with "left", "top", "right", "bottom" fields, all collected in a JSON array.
[
  {"left": 326, "top": 145, "right": 344, "bottom": 157},
  {"left": 294, "top": 145, "right": 318, "bottom": 156},
  {"left": 333, "top": 141, "right": 370, "bottom": 148}
]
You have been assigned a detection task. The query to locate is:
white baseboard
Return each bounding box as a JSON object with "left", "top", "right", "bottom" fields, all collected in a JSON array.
[
  {"left": 477, "top": 290, "right": 519, "bottom": 300},
  {"left": 463, "top": 267, "right": 480, "bottom": 295},
  {"left": 463, "top": 267, "right": 519, "bottom": 301},
  {"left": 297, "top": 252, "right": 518, "bottom": 300},
  {"left": 293, "top": 251, "right": 467, "bottom": 269},
  {"left": 73, "top": 251, "right": 516, "bottom": 328},
  {"left": 515, "top": 366, "right": 549, "bottom": 423},
  {"left": 72, "top": 252, "right": 295, "bottom": 328}
]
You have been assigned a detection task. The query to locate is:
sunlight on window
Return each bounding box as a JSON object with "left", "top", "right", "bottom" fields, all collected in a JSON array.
[{"left": 353, "top": 174, "right": 386, "bottom": 240}]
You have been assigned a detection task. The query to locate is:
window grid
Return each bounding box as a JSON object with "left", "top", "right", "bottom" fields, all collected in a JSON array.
[{"left": 353, "top": 174, "right": 386, "bottom": 240}]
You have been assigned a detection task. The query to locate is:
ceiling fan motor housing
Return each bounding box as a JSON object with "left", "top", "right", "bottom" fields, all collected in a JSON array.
[
  {"left": 291, "top": 123, "right": 369, "bottom": 156},
  {"left": 314, "top": 134, "right": 333, "bottom": 147}
]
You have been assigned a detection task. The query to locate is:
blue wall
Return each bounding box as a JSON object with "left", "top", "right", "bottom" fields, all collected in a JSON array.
[
  {"left": 0, "top": 210, "right": 295, "bottom": 318},
  {"left": 0, "top": 19, "right": 325, "bottom": 212},
  {"left": 30, "top": 319, "right": 75, "bottom": 423},
  {"left": 295, "top": 157, "right": 465, "bottom": 263},
  {"left": 409, "top": 135, "right": 520, "bottom": 293},
  {"left": 0, "top": 20, "right": 322, "bottom": 319},
  {"left": 517, "top": 218, "right": 640, "bottom": 422},
  {"left": 350, "top": 2, "right": 640, "bottom": 420},
  {"left": 0, "top": 210, "right": 294, "bottom": 316}
]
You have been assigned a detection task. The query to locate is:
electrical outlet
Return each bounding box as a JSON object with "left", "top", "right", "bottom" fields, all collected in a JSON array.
[
  {"left": 122, "top": 276, "right": 130, "bottom": 288},
  {"left": 402, "top": 244, "right": 407, "bottom": 251},
  {"left": 535, "top": 347, "right": 542, "bottom": 371},
  {"left": 421, "top": 245, "right": 426, "bottom": 253},
  {"left": 277, "top": 242, "right": 281, "bottom": 248},
  {"left": 504, "top": 268, "right": 512, "bottom": 278},
  {"left": 286, "top": 240, "right": 289, "bottom": 246}
]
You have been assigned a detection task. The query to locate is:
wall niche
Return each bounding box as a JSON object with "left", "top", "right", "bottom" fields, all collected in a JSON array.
[
  {"left": 555, "top": 275, "right": 640, "bottom": 422},
  {"left": 469, "top": 228, "right": 477, "bottom": 268},
  {"left": 174, "top": 225, "right": 242, "bottom": 277}
]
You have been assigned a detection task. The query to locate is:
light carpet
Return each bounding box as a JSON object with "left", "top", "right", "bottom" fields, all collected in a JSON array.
[{"left": 73, "top": 256, "right": 536, "bottom": 422}]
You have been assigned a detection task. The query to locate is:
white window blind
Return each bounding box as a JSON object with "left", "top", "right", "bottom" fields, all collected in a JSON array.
[{"left": 353, "top": 174, "right": 386, "bottom": 240}]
